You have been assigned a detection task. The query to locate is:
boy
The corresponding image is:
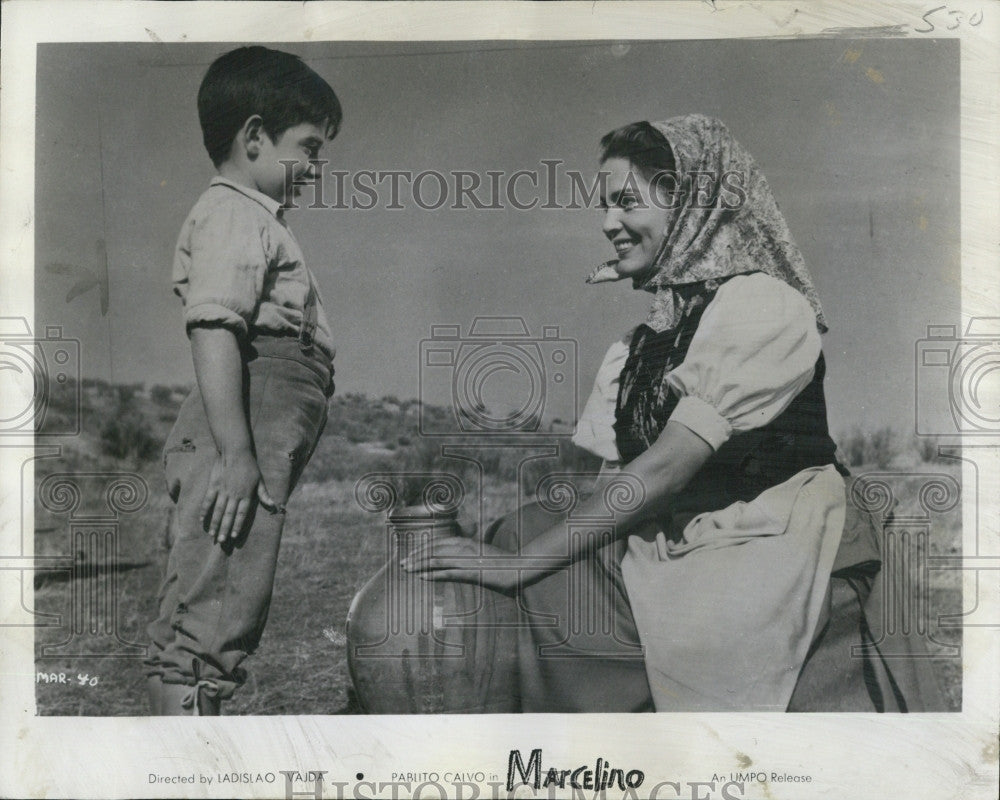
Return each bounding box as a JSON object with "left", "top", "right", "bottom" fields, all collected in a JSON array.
[{"left": 144, "top": 47, "right": 340, "bottom": 715}]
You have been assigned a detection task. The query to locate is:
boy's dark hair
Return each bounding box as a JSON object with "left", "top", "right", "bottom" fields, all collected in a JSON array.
[
  {"left": 599, "top": 121, "right": 676, "bottom": 180},
  {"left": 198, "top": 46, "right": 342, "bottom": 167}
]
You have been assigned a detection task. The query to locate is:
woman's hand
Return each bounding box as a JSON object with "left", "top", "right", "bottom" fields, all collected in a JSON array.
[{"left": 400, "top": 537, "right": 555, "bottom": 594}]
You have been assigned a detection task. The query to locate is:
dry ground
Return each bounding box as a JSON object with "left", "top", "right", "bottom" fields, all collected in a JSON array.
[{"left": 31, "top": 395, "right": 963, "bottom": 715}]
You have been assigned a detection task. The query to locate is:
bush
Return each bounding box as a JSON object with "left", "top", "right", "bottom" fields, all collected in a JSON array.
[
  {"left": 914, "top": 435, "right": 949, "bottom": 463},
  {"left": 150, "top": 384, "right": 173, "bottom": 405},
  {"left": 100, "top": 411, "right": 161, "bottom": 462},
  {"left": 867, "top": 426, "right": 897, "bottom": 468},
  {"left": 344, "top": 426, "right": 368, "bottom": 445},
  {"left": 115, "top": 384, "right": 137, "bottom": 410},
  {"left": 838, "top": 425, "right": 899, "bottom": 469},
  {"left": 839, "top": 427, "right": 865, "bottom": 467}
]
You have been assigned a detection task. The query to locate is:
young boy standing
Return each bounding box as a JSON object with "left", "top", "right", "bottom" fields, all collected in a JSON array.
[{"left": 145, "top": 47, "right": 340, "bottom": 715}]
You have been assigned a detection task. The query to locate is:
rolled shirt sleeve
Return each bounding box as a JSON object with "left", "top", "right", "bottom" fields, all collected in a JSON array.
[
  {"left": 179, "top": 203, "right": 268, "bottom": 336},
  {"left": 665, "top": 273, "right": 822, "bottom": 449}
]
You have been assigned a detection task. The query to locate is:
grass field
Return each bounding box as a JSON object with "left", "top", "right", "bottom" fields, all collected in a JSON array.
[{"left": 32, "top": 382, "right": 964, "bottom": 714}]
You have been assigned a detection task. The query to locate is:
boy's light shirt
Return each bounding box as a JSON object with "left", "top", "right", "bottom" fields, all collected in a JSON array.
[{"left": 171, "top": 176, "right": 336, "bottom": 364}]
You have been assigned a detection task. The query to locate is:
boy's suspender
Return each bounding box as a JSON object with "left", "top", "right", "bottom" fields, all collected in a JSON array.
[
  {"left": 298, "top": 276, "right": 318, "bottom": 353},
  {"left": 295, "top": 276, "right": 334, "bottom": 396}
]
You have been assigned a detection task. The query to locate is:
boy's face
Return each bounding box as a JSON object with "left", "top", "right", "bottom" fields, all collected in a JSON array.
[{"left": 251, "top": 121, "right": 328, "bottom": 207}]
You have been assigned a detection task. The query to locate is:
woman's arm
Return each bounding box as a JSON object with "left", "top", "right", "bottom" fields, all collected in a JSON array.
[
  {"left": 405, "top": 276, "right": 823, "bottom": 590},
  {"left": 402, "top": 420, "right": 712, "bottom": 590}
]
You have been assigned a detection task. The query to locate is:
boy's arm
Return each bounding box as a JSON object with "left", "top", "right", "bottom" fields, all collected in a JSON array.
[{"left": 190, "top": 325, "right": 278, "bottom": 542}]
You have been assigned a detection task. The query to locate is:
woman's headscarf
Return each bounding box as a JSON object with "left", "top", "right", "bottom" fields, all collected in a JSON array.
[{"left": 588, "top": 114, "right": 828, "bottom": 333}]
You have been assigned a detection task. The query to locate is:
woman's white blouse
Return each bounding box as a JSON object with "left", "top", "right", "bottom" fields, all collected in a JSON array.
[{"left": 572, "top": 272, "right": 822, "bottom": 459}]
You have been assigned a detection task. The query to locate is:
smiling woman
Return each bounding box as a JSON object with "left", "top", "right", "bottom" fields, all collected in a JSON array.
[
  {"left": 599, "top": 122, "right": 679, "bottom": 279},
  {"left": 394, "top": 114, "right": 948, "bottom": 713}
]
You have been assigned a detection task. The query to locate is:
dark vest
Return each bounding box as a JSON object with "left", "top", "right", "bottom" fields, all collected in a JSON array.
[{"left": 614, "top": 278, "right": 846, "bottom": 517}]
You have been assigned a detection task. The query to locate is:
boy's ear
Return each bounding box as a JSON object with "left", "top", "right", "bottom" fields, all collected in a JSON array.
[{"left": 240, "top": 115, "right": 266, "bottom": 159}]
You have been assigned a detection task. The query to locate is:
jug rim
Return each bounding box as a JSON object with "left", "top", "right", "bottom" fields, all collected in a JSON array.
[{"left": 387, "top": 501, "right": 460, "bottom": 524}]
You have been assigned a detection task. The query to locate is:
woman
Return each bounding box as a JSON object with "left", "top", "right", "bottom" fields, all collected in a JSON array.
[{"left": 403, "top": 115, "right": 944, "bottom": 712}]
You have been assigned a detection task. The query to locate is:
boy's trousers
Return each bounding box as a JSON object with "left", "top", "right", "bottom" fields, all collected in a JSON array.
[{"left": 145, "top": 337, "right": 332, "bottom": 698}]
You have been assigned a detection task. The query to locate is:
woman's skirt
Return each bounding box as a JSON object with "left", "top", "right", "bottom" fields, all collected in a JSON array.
[{"left": 487, "top": 473, "right": 947, "bottom": 713}]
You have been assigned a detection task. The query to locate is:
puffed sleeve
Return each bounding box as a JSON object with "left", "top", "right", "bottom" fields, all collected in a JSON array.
[
  {"left": 665, "top": 273, "right": 822, "bottom": 451},
  {"left": 571, "top": 330, "right": 633, "bottom": 462},
  {"left": 182, "top": 204, "right": 268, "bottom": 336}
]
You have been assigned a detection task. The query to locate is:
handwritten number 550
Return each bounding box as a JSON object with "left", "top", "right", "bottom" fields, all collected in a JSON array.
[{"left": 915, "top": 5, "right": 983, "bottom": 32}]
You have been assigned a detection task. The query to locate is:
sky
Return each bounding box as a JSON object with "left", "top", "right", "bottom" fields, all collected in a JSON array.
[{"left": 33, "top": 39, "right": 960, "bottom": 435}]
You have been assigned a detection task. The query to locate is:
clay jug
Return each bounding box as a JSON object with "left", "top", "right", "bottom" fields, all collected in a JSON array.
[{"left": 346, "top": 500, "right": 521, "bottom": 713}]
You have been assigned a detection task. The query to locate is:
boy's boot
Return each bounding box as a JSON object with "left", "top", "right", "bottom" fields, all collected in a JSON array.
[{"left": 160, "top": 681, "right": 221, "bottom": 716}]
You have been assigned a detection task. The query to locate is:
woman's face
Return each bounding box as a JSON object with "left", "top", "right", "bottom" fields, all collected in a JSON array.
[{"left": 600, "top": 157, "right": 674, "bottom": 279}]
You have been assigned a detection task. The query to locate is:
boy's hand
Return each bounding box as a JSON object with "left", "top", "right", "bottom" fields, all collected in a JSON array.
[
  {"left": 201, "top": 448, "right": 280, "bottom": 543},
  {"left": 189, "top": 326, "right": 283, "bottom": 544}
]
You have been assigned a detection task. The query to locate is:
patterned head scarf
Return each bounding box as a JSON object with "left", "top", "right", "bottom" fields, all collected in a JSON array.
[{"left": 588, "top": 114, "right": 827, "bottom": 333}]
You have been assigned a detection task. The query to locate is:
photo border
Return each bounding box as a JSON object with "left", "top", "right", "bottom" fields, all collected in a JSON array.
[{"left": 2, "top": 2, "right": 997, "bottom": 798}]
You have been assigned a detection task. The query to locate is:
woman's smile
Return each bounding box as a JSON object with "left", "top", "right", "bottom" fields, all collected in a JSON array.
[
  {"left": 613, "top": 238, "right": 636, "bottom": 255},
  {"left": 600, "top": 156, "right": 675, "bottom": 279}
]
